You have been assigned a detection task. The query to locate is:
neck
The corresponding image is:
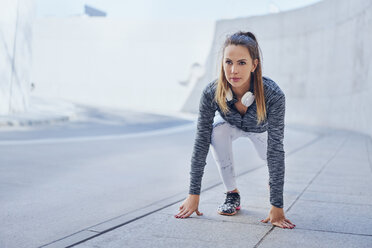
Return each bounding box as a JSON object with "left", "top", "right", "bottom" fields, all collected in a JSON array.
[{"left": 231, "top": 80, "right": 251, "bottom": 99}]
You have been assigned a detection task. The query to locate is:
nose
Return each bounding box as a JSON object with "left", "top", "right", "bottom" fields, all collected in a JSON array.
[{"left": 231, "top": 65, "right": 237, "bottom": 74}]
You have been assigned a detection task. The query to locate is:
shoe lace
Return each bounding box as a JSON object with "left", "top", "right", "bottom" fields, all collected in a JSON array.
[{"left": 225, "top": 192, "right": 239, "bottom": 205}]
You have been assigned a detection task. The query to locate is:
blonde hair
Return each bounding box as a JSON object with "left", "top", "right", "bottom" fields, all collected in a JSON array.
[{"left": 214, "top": 31, "right": 266, "bottom": 125}]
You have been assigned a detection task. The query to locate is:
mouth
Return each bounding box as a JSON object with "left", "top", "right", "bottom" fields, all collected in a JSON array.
[{"left": 231, "top": 78, "right": 240, "bottom": 82}]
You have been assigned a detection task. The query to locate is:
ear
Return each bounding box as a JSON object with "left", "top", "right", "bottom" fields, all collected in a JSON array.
[{"left": 251, "top": 59, "right": 258, "bottom": 72}]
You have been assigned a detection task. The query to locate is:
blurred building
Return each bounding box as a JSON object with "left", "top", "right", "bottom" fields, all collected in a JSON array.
[
  {"left": 0, "top": 0, "right": 35, "bottom": 115},
  {"left": 84, "top": 5, "right": 106, "bottom": 17}
]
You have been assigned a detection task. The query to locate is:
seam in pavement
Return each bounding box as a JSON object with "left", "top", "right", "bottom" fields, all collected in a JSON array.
[
  {"left": 297, "top": 198, "right": 372, "bottom": 207},
  {"left": 290, "top": 227, "right": 372, "bottom": 237},
  {"left": 43, "top": 132, "right": 325, "bottom": 248},
  {"left": 366, "top": 136, "right": 372, "bottom": 173},
  {"left": 89, "top": 191, "right": 190, "bottom": 229},
  {"left": 286, "top": 135, "right": 324, "bottom": 156},
  {"left": 253, "top": 133, "right": 350, "bottom": 248},
  {"left": 54, "top": 166, "right": 266, "bottom": 248},
  {"left": 234, "top": 134, "right": 325, "bottom": 179},
  {"left": 253, "top": 226, "right": 275, "bottom": 248},
  {"left": 305, "top": 189, "right": 371, "bottom": 196},
  {"left": 159, "top": 211, "right": 372, "bottom": 238},
  {"left": 40, "top": 199, "right": 186, "bottom": 248},
  {"left": 157, "top": 211, "right": 271, "bottom": 227},
  {"left": 286, "top": 134, "right": 349, "bottom": 213}
]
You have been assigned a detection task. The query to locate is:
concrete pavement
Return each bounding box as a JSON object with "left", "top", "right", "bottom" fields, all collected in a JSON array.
[
  {"left": 63, "top": 127, "right": 372, "bottom": 248},
  {"left": 1, "top": 98, "right": 371, "bottom": 247}
]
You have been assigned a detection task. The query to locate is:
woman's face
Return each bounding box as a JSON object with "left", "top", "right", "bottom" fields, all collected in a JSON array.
[{"left": 223, "top": 45, "right": 258, "bottom": 89}]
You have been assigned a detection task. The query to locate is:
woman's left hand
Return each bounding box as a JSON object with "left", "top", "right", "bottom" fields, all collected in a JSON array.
[{"left": 261, "top": 205, "right": 295, "bottom": 229}]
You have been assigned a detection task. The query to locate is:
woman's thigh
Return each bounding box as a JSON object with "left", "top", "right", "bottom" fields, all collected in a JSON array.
[
  {"left": 212, "top": 111, "right": 268, "bottom": 160},
  {"left": 212, "top": 112, "right": 241, "bottom": 141}
]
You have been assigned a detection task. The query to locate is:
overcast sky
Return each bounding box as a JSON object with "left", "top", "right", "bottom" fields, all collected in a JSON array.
[{"left": 36, "top": 0, "right": 323, "bottom": 20}]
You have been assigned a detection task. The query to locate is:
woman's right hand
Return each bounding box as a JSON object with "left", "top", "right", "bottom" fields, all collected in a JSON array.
[{"left": 174, "top": 194, "right": 203, "bottom": 218}]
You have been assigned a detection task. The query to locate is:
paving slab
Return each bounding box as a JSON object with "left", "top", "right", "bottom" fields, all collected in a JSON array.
[
  {"left": 285, "top": 199, "right": 372, "bottom": 236},
  {"left": 259, "top": 228, "right": 372, "bottom": 248},
  {"left": 301, "top": 190, "right": 372, "bottom": 205},
  {"left": 75, "top": 211, "right": 271, "bottom": 248}
]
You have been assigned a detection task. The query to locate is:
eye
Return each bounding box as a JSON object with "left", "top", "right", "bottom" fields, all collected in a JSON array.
[
  {"left": 239, "top": 61, "right": 246, "bottom": 65},
  {"left": 225, "top": 60, "right": 232, "bottom": 65}
]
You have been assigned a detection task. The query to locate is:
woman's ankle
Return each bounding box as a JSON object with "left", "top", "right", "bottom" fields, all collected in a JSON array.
[{"left": 227, "top": 189, "right": 239, "bottom": 194}]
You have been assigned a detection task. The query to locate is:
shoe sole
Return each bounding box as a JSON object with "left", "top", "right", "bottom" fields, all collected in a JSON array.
[{"left": 217, "top": 206, "right": 241, "bottom": 216}]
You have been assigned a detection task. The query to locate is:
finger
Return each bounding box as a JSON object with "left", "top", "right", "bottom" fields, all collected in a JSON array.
[
  {"left": 196, "top": 209, "right": 203, "bottom": 216},
  {"left": 179, "top": 209, "right": 192, "bottom": 218},
  {"left": 175, "top": 208, "right": 187, "bottom": 217},
  {"left": 181, "top": 210, "right": 193, "bottom": 218},
  {"left": 281, "top": 220, "right": 294, "bottom": 229},
  {"left": 261, "top": 217, "right": 270, "bottom": 223},
  {"left": 282, "top": 221, "right": 291, "bottom": 229},
  {"left": 272, "top": 221, "right": 286, "bottom": 228},
  {"left": 284, "top": 220, "right": 295, "bottom": 229},
  {"left": 285, "top": 218, "right": 295, "bottom": 226},
  {"left": 181, "top": 209, "right": 192, "bottom": 218},
  {"left": 174, "top": 211, "right": 180, "bottom": 218},
  {"left": 175, "top": 208, "right": 188, "bottom": 218},
  {"left": 283, "top": 219, "right": 294, "bottom": 228},
  {"left": 179, "top": 205, "right": 184, "bottom": 210}
]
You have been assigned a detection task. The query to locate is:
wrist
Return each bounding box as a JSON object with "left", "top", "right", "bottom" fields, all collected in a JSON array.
[
  {"left": 189, "top": 194, "right": 200, "bottom": 198},
  {"left": 271, "top": 205, "right": 282, "bottom": 209}
]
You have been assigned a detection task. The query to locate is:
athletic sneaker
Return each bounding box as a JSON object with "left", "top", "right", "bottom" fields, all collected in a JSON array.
[{"left": 217, "top": 192, "right": 241, "bottom": 216}]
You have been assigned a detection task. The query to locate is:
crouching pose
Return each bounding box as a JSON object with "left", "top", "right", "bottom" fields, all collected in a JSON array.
[{"left": 174, "top": 31, "right": 295, "bottom": 229}]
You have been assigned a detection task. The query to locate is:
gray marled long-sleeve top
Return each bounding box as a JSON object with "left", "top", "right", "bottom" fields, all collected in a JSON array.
[{"left": 189, "top": 76, "right": 286, "bottom": 208}]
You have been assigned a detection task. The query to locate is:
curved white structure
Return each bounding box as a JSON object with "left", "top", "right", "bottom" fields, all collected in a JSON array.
[{"left": 182, "top": 0, "right": 372, "bottom": 138}]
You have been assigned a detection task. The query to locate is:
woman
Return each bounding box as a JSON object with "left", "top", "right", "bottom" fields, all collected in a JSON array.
[{"left": 174, "top": 31, "right": 295, "bottom": 229}]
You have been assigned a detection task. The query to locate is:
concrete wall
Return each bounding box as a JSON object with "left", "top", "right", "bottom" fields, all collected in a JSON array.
[
  {"left": 182, "top": 0, "right": 372, "bottom": 138},
  {"left": 0, "top": 0, "right": 35, "bottom": 115},
  {"left": 31, "top": 17, "right": 214, "bottom": 115}
]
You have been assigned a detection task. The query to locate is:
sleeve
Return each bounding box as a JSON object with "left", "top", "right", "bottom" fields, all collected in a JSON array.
[
  {"left": 188, "top": 86, "right": 216, "bottom": 195},
  {"left": 266, "top": 94, "right": 286, "bottom": 208}
]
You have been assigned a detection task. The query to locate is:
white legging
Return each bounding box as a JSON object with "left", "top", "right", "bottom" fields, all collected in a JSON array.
[{"left": 210, "top": 112, "right": 268, "bottom": 192}]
